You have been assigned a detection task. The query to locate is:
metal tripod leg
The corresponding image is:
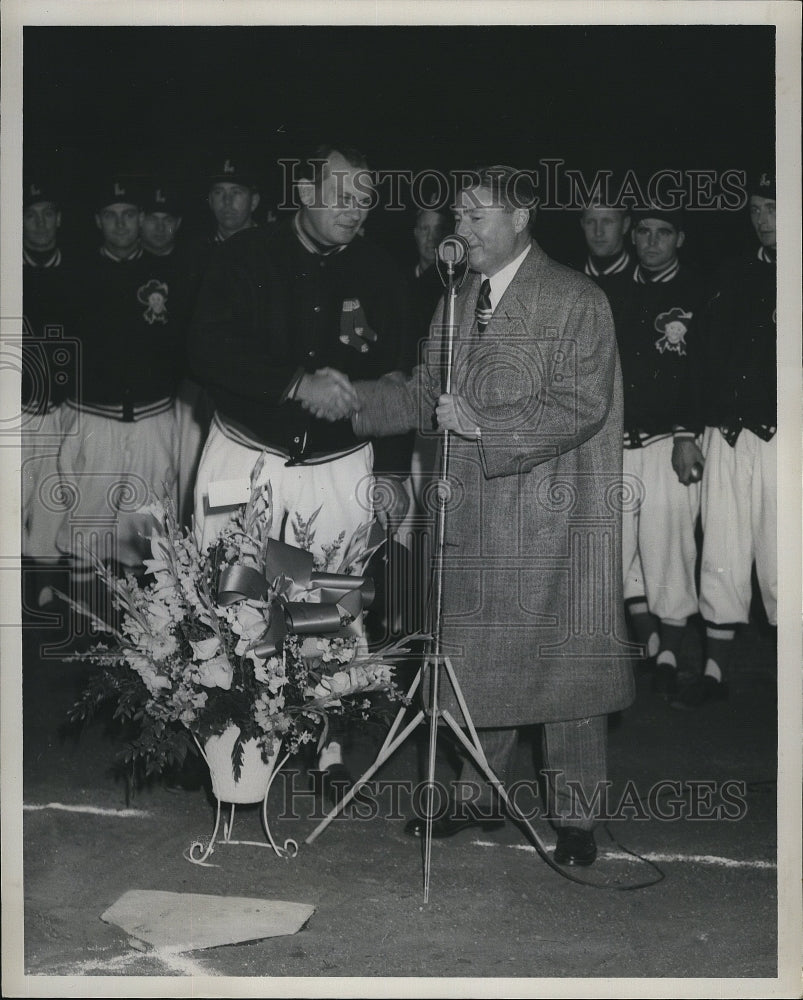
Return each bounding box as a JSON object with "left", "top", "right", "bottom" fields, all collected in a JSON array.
[{"left": 436, "top": 655, "right": 553, "bottom": 865}]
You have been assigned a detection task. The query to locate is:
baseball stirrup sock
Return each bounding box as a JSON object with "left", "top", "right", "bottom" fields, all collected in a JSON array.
[
  {"left": 657, "top": 618, "right": 687, "bottom": 669},
  {"left": 626, "top": 598, "right": 660, "bottom": 658},
  {"left": 704, "top": 626, "right": 736, "bottom": 682}
]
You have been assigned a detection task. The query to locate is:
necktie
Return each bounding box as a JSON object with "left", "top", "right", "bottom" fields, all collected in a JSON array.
[{"left": 475, "top": 278, "right": 492, "bottom": 332}]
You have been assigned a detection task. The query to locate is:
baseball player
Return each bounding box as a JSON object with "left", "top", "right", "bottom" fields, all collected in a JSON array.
[
  {"left": 674, "top": 168, "right": 777, "bottom": 707},
  {"left": 139, "top": 181, "right": 184, "bottom": 258},
  {"left": 616, "top": 206, "right": 706, "bottom": 697},
  {"left": 140, "top": 179, "right": 209, "bottom": 527},
  {"left": 579, "top": 201, "right": 632, "bottom": 321},
  {"left": 55, "top": 177, "right": 188, "bottom": 596},
  {"left": 21, "top": 176, "right": 74, "bottom": 600},
  {"left": 206, "top": 155, "right": 260, "bottom": 243},
  {"left": 190, "top": 143, "right": 415, "bottom": 801}
]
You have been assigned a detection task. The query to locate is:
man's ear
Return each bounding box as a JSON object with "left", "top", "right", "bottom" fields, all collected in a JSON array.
[
  {"left": 94, "top": 213, "right": 102, "bottom": 231},
  {"left": 676, "top": 231, "right": 685, "bottom": 249},
  {"left": 56, "top": 211, "right": 62, "bottom": 229},
  {"left": 297, "top": 178, "right": 315, "bottom": 209},
  {"left": 512, "top": 207, "right": 530, "bottom": 234},
  {"left": 622, "top": 215, "right": 631, "bottom": 235},
  {"left": 175, "top": 217, "right": 183, "bottom": 232},
  {"left": 250, "top": 192, "right": 261, "bottom": 213}
]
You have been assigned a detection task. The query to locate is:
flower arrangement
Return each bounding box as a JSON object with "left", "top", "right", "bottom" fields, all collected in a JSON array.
[{"left": 62, "top": 457, "right": 410, "bottom": 784}]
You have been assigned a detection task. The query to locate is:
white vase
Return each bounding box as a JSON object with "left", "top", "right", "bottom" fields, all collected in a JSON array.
[{"left": 202, "top": 726, "right": 283, "bottom": 804}]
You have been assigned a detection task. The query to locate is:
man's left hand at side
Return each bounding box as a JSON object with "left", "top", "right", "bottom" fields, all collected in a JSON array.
[{"left": 671, "top": 437, "right": 705, "bottom": 485}]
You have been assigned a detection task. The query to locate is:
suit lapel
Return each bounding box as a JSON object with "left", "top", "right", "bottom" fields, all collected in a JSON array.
[
  {"left": 455, "top": 271, "right": 482, "bottom": 338},
  {"left": 491, "top": 243, "right": 544, "bottom": 331}
]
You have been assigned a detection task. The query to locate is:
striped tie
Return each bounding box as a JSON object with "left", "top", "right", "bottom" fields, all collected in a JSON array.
[{"left": 475, "top": 278, "right": 492, "bottom": 332}]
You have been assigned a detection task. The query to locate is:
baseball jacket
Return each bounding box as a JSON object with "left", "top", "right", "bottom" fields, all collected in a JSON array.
[
  {"left": 189, "top": 216, "right": 417, "bottom": 472},
  {"left": 696, "top": 247, "right": 776, "bottom": 440},
  {"left": 65, "top": 249, "right": 188, "bottom": 416},
  {"left": 615, "top": 261, "right": 705, "bottom": 447}
]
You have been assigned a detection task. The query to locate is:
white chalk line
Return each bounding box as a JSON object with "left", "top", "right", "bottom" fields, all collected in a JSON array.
[
  {"left": 472, "top": 839, "right": 776, "bottom": 869},
  {"left": 46, "top": 945, "right": 210, "bottom": 977},
  {"left": 24, "top": 801, "right": 151, "bottom": 818},
  {"left": 602, "top": 850, "right": 776, "bottom": 869}
]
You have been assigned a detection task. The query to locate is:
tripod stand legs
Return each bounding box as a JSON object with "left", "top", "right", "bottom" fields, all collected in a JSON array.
[{"left": 304, "top": 655, "right": 556, "bottom": 901}]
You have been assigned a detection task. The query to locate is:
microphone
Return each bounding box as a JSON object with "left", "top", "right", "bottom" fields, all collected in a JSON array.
[
  {"left": 435, "top": 234, "right": 471, "bottom": 290},
  {"left": 437, "top": 234, "right": 470, "bottom": 266}
]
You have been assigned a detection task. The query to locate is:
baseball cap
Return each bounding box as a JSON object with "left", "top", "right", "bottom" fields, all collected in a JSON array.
[
  {"left": 95, "top": 177, "right": 142, "bottom": 211},
  {"left": 141, "top": 181, "right": 184, "bottom": 216},
  {"left": 631, "top": 205, "right": 685, "bottom": 232},
  {"left": 747, "top": 167, "right": 775, "bottom": 200},
  {"left": 208, "top": 155, "right": 258, "bottom": 190},
  {"left": 24, "top": 177, "right": 60, "bottom": 209}
]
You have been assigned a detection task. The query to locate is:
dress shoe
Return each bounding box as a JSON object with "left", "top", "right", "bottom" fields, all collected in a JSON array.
[
  {"left": 651, "top": 662, "right": 680, "bottom": 699},
  {"left": 553, "top": 826, "right": 597, "bottom": 866},
  {"left": 671, "top": 674, "right": 730, "bottom": 710},
  {"left": 404, "top": 802, "right": 505, "bottom": 839}
]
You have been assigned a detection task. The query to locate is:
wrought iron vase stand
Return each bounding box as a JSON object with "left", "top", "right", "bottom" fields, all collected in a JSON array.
[{"left": 186, "top": 733, "right": 299, "bottom": 867}]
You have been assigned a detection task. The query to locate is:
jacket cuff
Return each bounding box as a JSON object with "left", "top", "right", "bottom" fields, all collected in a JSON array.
[{"left": 280, "top": 368, "right": 306, "bottom": 404}]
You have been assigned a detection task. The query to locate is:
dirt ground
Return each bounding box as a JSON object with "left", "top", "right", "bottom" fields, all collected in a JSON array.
[{"left": 5, "top": 595, "right": 799, "bottom": 996}]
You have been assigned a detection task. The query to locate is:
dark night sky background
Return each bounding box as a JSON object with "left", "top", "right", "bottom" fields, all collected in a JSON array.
[{"left": 23, "top": 24, "right": 775, "bottom": 271}]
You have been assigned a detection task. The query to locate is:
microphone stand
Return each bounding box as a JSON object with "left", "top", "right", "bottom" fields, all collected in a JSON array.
[{"left": 420, "top": 237, "right": 469, "bottom": 899}]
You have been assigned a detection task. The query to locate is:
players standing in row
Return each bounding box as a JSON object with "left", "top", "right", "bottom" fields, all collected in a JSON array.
[{"left": 577, "top": 180, "right": 777, "bottom": 708}]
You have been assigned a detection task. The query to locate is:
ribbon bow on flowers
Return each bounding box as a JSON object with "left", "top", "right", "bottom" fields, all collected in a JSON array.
[
  {"left": 216, "top": 534, "right": 381, "bottom": 660},
  {"left": 213, "top": 514, "right": 408, "bottom": 735},
  {"left": 203, "top": 454, "right": 402, "bottom": 702}
]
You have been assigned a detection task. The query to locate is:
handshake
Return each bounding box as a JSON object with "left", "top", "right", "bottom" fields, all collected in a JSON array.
[{"left": 295, "top": 367, "right": 362, "bottom": 422}]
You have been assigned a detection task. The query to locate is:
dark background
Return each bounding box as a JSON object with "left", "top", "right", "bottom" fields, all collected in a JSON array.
[{"left": 24, "top": 24, "right": 775, "bottom": 273}]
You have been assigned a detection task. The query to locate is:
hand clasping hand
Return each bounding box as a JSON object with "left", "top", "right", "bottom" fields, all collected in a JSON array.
[{"left": 296, "top": 368, "right": 362, "bottom": 422}]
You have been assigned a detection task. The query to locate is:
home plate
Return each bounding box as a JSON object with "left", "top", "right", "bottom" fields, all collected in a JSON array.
[{"left": 102, "top": 890, "right": 315, "bottom": 951}]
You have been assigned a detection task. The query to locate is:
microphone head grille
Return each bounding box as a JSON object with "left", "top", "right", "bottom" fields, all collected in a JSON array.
[{"left": 437, "top": 234, "right": 469, "bottom": 265}]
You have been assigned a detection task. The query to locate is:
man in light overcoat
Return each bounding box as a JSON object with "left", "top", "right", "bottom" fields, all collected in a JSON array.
[{"left": 352, "top": 165, "right": 635, "bottom": 865}]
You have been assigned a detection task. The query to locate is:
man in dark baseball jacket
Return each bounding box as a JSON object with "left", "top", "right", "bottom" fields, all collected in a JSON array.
[
  {"left": 675, "top": 168, "right": 777, "bottom": 707},
  {"left": 579, "top": 201, "right": 632, "bottom": 321},
  {"left": 190, "top": 143, "right": 415, "bottom": 797},
  {"left": 21, "top": 175, "right": 75, "bottom": 600},
  {"left": 615, "top": 207, "right": 706, "bottom": 698},
  {"left": 55, "top": 177, "right": 187, "bottom": 587}
]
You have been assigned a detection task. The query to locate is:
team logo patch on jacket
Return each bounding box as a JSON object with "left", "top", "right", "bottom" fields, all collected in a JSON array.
[
  {"left": 137, "top": 279, "right": 169, "bottom": 325},
  {"left": 339, "top": 298, "right": 378, "bottom": 353},
  {"left": 654, "top": 307, "right": 691, "bottom": 355}
]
